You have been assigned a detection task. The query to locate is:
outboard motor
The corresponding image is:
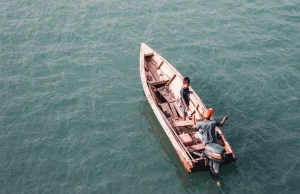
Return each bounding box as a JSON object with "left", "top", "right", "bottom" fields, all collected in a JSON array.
[{"left": 204, "top": 143, "right": 226, "bottom": 179}]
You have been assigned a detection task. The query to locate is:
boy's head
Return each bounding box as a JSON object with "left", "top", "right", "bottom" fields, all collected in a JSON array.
[{"left": 183, "top": 77, "right": 190, "bottom": 87}]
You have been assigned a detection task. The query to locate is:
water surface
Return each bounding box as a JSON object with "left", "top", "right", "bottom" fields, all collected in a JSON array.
[{"left": 1, "top": 0, "right": 300, "bottom": 193}]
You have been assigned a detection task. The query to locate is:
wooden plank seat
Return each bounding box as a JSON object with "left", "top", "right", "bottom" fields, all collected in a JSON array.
[
  {"left": 173, "top": 120, "right": 194, "bottom": 127},
  {"left": 147, "top": 80, "right": 168, "bottom": 86}
]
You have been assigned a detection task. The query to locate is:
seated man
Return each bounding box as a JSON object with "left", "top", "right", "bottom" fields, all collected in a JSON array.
[{"left": 193, "top": 108, "right": 228, "bottom": 145}]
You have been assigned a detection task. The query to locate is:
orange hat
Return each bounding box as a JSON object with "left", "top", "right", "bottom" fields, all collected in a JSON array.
[{"left": 204, "top": 108, "right": 214, "bottom": 119}]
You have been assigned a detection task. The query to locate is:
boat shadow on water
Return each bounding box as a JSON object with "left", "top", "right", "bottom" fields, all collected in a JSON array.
[{"left": 139, "top": 98, "right": 241, "bottom": 191}]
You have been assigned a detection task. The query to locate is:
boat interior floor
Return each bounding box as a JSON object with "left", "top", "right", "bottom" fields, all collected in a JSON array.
[{"left": 149, "top": 81, "right": 207, "bottom": 156}]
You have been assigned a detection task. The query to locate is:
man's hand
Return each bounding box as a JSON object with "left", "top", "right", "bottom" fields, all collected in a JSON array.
[{"left": 219, "top": 116, "right": 229, "bottom": 127}]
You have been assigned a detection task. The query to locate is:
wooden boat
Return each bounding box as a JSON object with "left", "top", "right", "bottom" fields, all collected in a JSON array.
[{"left": 140, "top": 43, "right": 237, "bottom": 174}]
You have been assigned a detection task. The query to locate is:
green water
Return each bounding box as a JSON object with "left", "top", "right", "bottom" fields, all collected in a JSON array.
[{"left": 1, "top": 0, "right": 300, "bottom": 193}]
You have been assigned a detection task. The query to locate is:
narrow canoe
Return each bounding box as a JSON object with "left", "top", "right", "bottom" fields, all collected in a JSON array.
[{"left": 140, "top": 43, "right": 237, "bottom": 173}]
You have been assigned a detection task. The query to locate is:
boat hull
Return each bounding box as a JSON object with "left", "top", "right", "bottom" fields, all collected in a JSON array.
[{"left": 139, "top": 43, "right": 237, "bottom": 173}]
